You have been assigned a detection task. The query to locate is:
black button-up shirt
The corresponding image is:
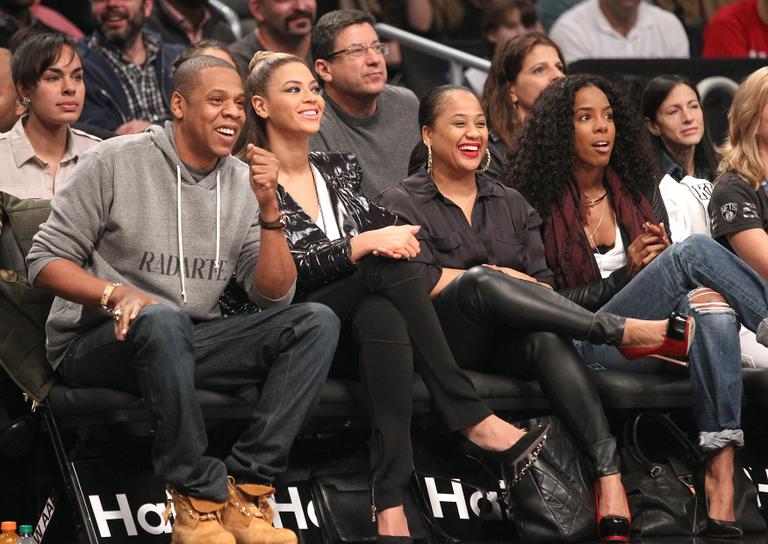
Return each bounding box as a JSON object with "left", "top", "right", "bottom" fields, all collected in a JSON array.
[{"left": 378, "top": 169, "right": 554, "bottom": 291}]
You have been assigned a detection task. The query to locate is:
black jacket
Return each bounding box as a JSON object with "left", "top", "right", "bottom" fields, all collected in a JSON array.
[
  {"left": 555, "top": 182, "right": 671, "bottom": 311},
  {"left": 280, "top": 152, "right": 397, "bottom": 295},
  {"left": 76, "top": 32, "right": 182, "bottom": 132}
]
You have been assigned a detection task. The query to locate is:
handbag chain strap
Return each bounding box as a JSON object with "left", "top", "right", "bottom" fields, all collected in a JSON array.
[{"left": 504, "top": 437, "right": 547, "bottom": 490}]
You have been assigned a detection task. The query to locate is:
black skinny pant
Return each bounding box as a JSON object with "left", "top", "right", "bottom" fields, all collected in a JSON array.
[
  {"left": 304, "top": 262, "right": 491, "bottom": 511},
  {"left": 306, "top": 260, "right": 624, "bottom": 510},
  {"left": 432, "top": 266, "right": 622, "bottom": 476}
]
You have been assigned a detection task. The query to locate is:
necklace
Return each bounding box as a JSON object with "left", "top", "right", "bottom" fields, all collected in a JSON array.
[
  {"left": 584, "top": 198, "right": 607, "bottom": 252},
  {"left": 582, "top": 190, "right": 608, "bottom": 207}
]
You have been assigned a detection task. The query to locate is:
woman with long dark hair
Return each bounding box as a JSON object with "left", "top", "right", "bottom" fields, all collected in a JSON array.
[
  {"left": 642, "top": 75, "right": 716, "bottom": 240},
  {"left": 0, "top": 32, "right": 100, "bottom": 199},
  {"left": 507, "top": 74, "right": 768, "bottom": 538},
  {"left": 480, "top": 32, "right": 564, "bottom": 179},
  {"left": 642, "top": 75, "right": 717, "bottom": 185}
]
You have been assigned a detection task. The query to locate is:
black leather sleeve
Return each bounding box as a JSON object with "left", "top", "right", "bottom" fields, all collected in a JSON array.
[
  {"left": 555, "top": 267, "right": 631, "bottom": 312},
  {"left": 290, "top": 237, "right": 354, "bottom": 293}
]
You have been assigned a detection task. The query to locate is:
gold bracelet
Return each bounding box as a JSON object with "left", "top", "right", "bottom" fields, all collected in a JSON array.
[{"left": 100, "top": 282, "right": 122, "bottom": 310}]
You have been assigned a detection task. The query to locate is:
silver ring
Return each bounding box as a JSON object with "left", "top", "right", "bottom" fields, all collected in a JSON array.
[{"left": 113, "top": 307, "right": 123, "bottom": 320}]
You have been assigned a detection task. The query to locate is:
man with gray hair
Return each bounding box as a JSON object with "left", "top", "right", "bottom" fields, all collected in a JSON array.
[
  {"left": 27, "top": 55, "right": 339, "bottom": 544},
  {"left": 310, "top": 9, "right": 420, "bottom": 197}
]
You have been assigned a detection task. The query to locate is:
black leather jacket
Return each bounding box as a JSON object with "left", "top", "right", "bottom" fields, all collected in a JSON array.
[
  {"left": 280, "top": 152, "right": 398, "bottom": 295},
  {"left": 555, "top": 182, "right": 671, "bottom": 312}
]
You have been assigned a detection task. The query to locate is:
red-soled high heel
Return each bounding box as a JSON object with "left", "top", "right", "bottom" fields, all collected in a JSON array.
[
  {"left": 595, "top": 482, "right": 631, "bottom": 543},
  {"left": 618, "top": 312, "right": 695, "bottom": 367}
]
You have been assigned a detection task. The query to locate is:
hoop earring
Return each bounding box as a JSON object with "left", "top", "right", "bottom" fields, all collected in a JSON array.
[
  {"left": 477, "top": 148, "right": 491, "bottom": 173},
  {"left": 21, "top": 97, "right": 30, "bottom": 108},
  {"left": 426, "top": 144, "right": 433, "bottom": 177}
]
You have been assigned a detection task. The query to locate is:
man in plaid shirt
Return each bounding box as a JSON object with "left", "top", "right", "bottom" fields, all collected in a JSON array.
[{"left": 77, "top": 0, "right": 183, "bottom": 134}]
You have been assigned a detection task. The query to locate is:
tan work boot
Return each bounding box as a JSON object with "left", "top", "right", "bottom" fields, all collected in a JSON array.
[
  {"left": 166, "top": 487, "right": 236, "bottom": 544},
  {"left": 221, "top": 476, "right": 298, "bottom": 544}
]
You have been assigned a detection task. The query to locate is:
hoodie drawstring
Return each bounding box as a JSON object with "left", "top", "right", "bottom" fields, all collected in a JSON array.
[
  {"left": 215, "top": 171, "right": 221, "bottom": 272},
  {"left": 176, "top": 165, "right": 187, "bottom": 304},
  {"left": 176, "top": 167, "right": 221, "bottom": 304}
]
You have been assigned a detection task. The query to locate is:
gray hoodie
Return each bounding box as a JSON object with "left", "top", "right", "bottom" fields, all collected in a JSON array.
[{"left": 27, "top": 123, "right": 295, "bottom": 369}]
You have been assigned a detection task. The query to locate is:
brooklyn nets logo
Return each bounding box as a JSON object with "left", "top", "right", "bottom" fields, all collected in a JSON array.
[{"left": 720, "top": 202, "right": 738, "bottom": 223}]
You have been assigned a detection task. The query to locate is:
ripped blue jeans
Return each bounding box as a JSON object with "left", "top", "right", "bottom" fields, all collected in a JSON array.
[{"left": 575, "top": 234, "right": 768, "bottom": 451}]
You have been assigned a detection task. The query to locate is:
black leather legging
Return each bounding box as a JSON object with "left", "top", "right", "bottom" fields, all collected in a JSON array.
[
  {"left": 432, "top": 265, "right": 621, "bottom": 477},
  {"left": 305, "top": 261, "right": 623, "bottom": 511}
]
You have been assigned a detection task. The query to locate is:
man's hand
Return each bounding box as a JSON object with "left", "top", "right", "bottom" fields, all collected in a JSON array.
[
  {"left": 115, "top": 119, "right": 152, "bottom": 135},
  {"left": 109, "top": 286, "right": 159, "bottom": 341},
  {"left": 350, "top": 225, "right": 421, "bottom": 261},
  {"left": 247, "top": 143, "right": 280, "bottom": 219}
]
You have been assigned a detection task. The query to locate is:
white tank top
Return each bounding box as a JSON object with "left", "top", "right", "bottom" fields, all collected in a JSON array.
[
  {"left": 593, "top": 222, "right": 627, "bottom": 278},
  {"left": 312, "top": 164, "right": 342, "bottom": 241}
]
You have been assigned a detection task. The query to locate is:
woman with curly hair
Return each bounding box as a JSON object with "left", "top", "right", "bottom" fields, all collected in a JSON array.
[
  {"left": 506, "top": 73, "right": 768, "bottom": 537},
  {"left": 481, "top": 32, "right": 564, "bottom": 179}
]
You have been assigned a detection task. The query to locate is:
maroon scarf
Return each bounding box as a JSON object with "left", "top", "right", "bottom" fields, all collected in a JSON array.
[{"left": 543, "top": 168, "right": 658, "bottom": 288}]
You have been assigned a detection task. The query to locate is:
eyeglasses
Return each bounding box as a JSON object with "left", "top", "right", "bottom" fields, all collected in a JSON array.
[{"left": 326, "top": 41, "right": 390, "bottom": 59}]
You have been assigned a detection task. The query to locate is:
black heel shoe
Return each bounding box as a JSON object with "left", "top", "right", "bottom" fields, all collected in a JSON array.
[
  {"left": 704, "top": 517, "right": 743, "bottom": 538},
  {"left": 462, "top": 423, "right": 550, "bottom": 466},
  {"left": 376, "top": 536, "right": 413, "bottom": 544},
  {"left": 594, "top": 483, "right": 631, "bottom": 543}
]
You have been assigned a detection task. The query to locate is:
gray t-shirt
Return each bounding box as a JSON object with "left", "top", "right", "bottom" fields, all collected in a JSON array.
[{"left": 310, "top": 85, "right": 420, "bottom": 198}]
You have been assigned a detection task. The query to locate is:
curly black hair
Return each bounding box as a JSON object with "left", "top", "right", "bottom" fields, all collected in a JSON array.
[{"left": 503, "top": 74, "right": 658, "bottom": 220}]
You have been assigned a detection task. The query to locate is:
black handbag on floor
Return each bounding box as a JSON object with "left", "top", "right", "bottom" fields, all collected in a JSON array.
[
  {"left": 620, "top": 412, "right": 766, "bottom": 537},
  {"left": 620, "top": 412, "right": 705, "bottom": 537},
  {"left": 504, "top": 416, "right": 597, "bottom": 544},
  {"left": 311, "top": 469, "right": 429, "bottom": 543}
]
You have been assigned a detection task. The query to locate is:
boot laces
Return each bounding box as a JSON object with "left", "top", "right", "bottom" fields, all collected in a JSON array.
[{"left": 227, "top": 484, "right": 275, "bottom": 524}]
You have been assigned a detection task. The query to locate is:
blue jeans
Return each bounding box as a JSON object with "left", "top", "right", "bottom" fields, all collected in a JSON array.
[
  {"left": 59, "top": 303, "right": 339, "bottom": 502},
  {"left": 576, "top": 234, "right": 768, "bottom": 450}
]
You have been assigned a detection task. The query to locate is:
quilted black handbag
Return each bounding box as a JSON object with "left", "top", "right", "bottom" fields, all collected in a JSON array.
[{"left": 504, "top": 416, "right": 597, "bottom": 543}]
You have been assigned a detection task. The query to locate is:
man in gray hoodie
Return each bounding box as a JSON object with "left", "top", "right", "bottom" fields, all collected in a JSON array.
[{"left": 26, "top": 55, "right": 339, "bottom": 544}]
